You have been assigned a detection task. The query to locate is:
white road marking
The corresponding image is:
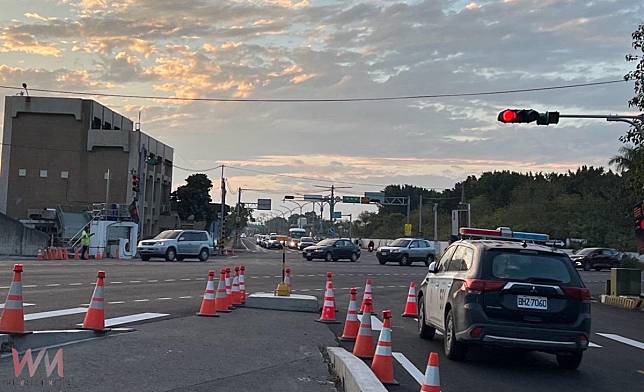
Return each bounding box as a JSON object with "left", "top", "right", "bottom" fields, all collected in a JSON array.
[
  {"left": 68, "top": 283, "right": 82, "bottom": 286},
  {"left": 134, "top": 299, "right": 150, "bottom": 302},
  {"left": 129, "top": 280, "right": 142, "bottom": 283},
  {"left": 180, "top": 278, "right": 191, "bottom": 281},
  {"left": 103, "top": 313, "right": 169, "bottom": 327},
  {"left": 596, "top": 333, "right": 644, "bottom": 350},
  {"left": 156, "top": 297, "right": 173, "bottom": 301},
  {"left": 111, "top": 281, "right": 123, "bottom": 284},
  {"left": 164, "top": 279, "right": 176, "bottom": 282},
  {"left": 358, "top": 314, "right": 383, "bottom": 331},
  {"left": 46, "top": 284, "right": 61, "bottom": 287},
  {"left": 179, "top": 296, "right": 193, "bottom": 299},
  {"left": 195, "top": 278, "right": 205, "bottom": 281},
  {"left": 300, "top": 289, "right": 310, "bottom": 292},
  {"left": 589, "top": 342, "right": 602, "bottom": 348},
  {"left": 25, "top": 307, "right": 87, "bottom": 321},
  {"left": 0, "top": 303, "right": 35, "bottom": 309},
  {"left": 392, "top": 352, "right": 424, "bottom": 385},
  {"left": 23, "top": 285, "right": 38, "bottom": 288},
  {"left": 108, "top": 301, "right": 125, "bottom": 304},
  {"left": 147, "top": 280, "right": 158, "bottom": 283}
]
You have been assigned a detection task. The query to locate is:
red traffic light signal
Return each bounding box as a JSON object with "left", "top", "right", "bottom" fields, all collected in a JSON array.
[{"left": 498, "top": 109, "right": 560, "bottom": 125}]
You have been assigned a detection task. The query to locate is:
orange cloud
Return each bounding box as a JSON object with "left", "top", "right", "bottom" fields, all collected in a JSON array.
[{"left": 0, "top": 32, "right": 62, "bottom": 57}]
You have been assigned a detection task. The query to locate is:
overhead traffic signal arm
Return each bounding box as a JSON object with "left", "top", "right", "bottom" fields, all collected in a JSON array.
[{"left": 498, "top": 109, "right": 643, "bottom": 133}]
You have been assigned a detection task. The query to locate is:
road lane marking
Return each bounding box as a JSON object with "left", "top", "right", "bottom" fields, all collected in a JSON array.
[
  {"left": 179, "top": 296, "right": 193, "bottom": 299},
  {"left": 25, "top": 307, "right": 87, "bottom": 321},
  {"left": 147, "top": 280, "right": 158, "bottom": 283},
  {"left": 156, "top": 297, "right": 173, "bottom": 300},
  {"left": 589, "top": 342, "right": 602, "bottom": 348},
  {"left": 164, "top": 279, "right": 176, "bottom": 282},
  {"left": 68, "top": 283, "right": 82, "bottom": 286},
  {"left": 596, "top": 333, "right": 644, "bottom": 350},
  {"left": 23, "top": 285, "right": 38, "bottom": 288},
  {"left": 102, "top": 313, "right": 169, "bottom": 327},
  {"left": 180, "top": 278, "right": 191, "bottom": 281},
  {"left": 134, "top": 299, "right": 150, "bottom": 302},
  {"left": 358, "top": 314, "right": 383, "bottom": 331},
  {"left": 1, "top": 303, "right": 35, "bottom": 309},
  {"left": 46, "top": 284, "right": 61, "bottom": 287},
  {"left": 129, "top": 280, "right": 142, "bottom": 283},
  {"left": 392, "top": 352, "right": 424, "bottom": 385},
  {"left": 111, "top": 281, "right": 123, "bottom": 284},
  {"left": 108, "top": 301, "right": 125, "bottom": 304}
]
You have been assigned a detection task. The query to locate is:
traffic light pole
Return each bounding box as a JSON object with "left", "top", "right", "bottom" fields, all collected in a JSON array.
[{"left": 557, "top": 114, "right": 643, "bottom": 136}]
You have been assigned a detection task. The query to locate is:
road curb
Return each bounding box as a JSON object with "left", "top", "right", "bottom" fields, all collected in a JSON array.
[
  {"left": 600, "top": 294, "right": 643, "bottom": 310},
  {"left": 326, "top": 347, "right": 387, "bottom": 392},
  {"left": 245, "top": 292, "right": 319, "bottom": 312},
  {"left": 0, "top": 328, "right": 135, "bottom": 354}
]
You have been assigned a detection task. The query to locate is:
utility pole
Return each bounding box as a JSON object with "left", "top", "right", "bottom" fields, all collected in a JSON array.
[
  {"left": 418, "top": 195, "right": 423, "bottom": 237},
  {"left": 433, "top": 203, "right": 439, "bottom": 252},
  {"left": 219, "top": 165, "right": 226, "bottom": 253},
  {"left": 330, "top": 185, "right": 335, "bottom": 221},
  {"left": 406, "top": 196, "right": 411, "bottom": 224},
  {"left": 104, "top": 169, "right": 111, "bottom": 209},
  {"left": 235, "top": 187, "right": 241, "bottom": 248}
]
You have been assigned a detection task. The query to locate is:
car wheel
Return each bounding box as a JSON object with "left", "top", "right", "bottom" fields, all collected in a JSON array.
[
  {"left": 165, "top": 247, "right": 176, "bottom": 262},
  {"left": 198, "top": 248, "right": 209, "bottom": 262},
  {"left": 350, "top": 253, "right": 358, "bottom": 262},
  {"left": 399, "top": 255, "right": 408, "bottom": 266},
  {"left": 141, "top": 255, "right": 150, "bottom": 261},
  {"left": 583, "top": 261, "right": 591, "bottom": 271},
  {"left": 425, "top": 255, "right": 434, "bottom": 267},
  {"left": 556, "top": 351, "right": 583, "bottom": 370},
  {"left": 306, "top": 257, "right": 313, "bottom": 261},
  {"left": 325, "top": 252, "right": 333, "bottom": 262},
  {"left": 418, "top": 298, "right": 435, "bottom": 340},
  {"left": 378, "top": 258, "right": 386, "bottom": 265},
  {"left": 444, "top": 309, "right": 467, "bottom": 361}
]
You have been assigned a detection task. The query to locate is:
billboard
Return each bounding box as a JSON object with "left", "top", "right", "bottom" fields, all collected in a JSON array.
[{"left": 257, "top": 199, "right": 271, "bottom": 210}]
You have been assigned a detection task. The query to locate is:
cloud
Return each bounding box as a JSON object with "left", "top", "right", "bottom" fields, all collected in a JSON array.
[{"left": 0, "top": 31, "right": 62, "bottom": 57}]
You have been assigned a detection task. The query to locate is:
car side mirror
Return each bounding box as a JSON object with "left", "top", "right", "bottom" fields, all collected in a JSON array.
[
  {"left": 178, "top": 237, "right": 185, "bottom": 242},
  {"left": 428, "top": 261, "right": 437, "bottom": 273}
]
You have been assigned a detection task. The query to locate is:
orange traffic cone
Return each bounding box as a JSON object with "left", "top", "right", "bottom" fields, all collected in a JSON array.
[
  {"left": 420, "top": 352, "right": 441, "bottom": 392},
  {"left": 359, "top": 279, "right": 374, "bottom": 314},
  {"left": 75, "top": 248, "right": 80, "bottom": 260},
  {"left": 215, "top": 269, "right": 231, "bottom": 313},
  {"left": 197, "top": 271, "right": 219, "bottom": 317},
  {"left": 352, "top": 299, "right": 375, "bottom": 358},
  {"left": 225, "top": 267, "right": 234, "bottom": 310},
  {"left": 231, "top": 267, "right": 242, "bottom": 306},
  {"left": 37, "top": 249, "right": 44, "bottom": 260},
  {"left": 316, "top": 272, "right": 339, "bottom": 323},
  {"left": 371, "top": 310, "right": 398, "bottom": 384},
  {"left": 81, "top": 271, "right": 107, "bottom": 331},
  {"left": 402, "top": 282, "right": 419, "bottom": 318},
  {"left": 63, "top": 248, "right": 69, "bottom": 260},
  {"left": 239, "top": 266, "right": 246, "bottom": 305},
  {"left": 284, "top": 268, "right": 292, "bottom": 289},
  {"left": 0, "top": 264, "right": 27, "bottom": 334},
  {"left": 340, "top": 287, "right": 360, "bottom": 341}
]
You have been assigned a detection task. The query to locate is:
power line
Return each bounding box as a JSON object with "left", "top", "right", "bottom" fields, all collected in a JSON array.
[{"left": 0, "top": 79, "right": 627, "bottom": 103}]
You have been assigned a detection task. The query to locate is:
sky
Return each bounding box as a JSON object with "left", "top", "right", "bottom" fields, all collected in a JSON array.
[{"left": 0, "top": 0, "right": 642, "bottom": 221}]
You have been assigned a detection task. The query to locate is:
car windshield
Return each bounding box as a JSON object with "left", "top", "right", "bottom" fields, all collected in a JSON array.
[
  {"left": 485, "top": 250, "right": 574, "bottom": 284},
  {"left": 301, "top": 237, "right": 314, "bottom": 242},
  {"left": 317, "top": 239, "right": 336, "bottom": 246},
  {"left": 153, "top": 230, "right": 181, "bottom": 240},
  {"left": 270, "top": 235, "right": 278, "bottom": 240},
  {"left": 390, "top": 239, "right": 411, "bottom": 247}
]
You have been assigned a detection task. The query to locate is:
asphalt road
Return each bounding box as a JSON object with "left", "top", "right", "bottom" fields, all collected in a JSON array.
[{"left": 0, "top": 239, "right": 642, "bottom": 392}]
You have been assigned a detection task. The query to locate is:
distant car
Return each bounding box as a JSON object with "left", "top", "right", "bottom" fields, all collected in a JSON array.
[
  {"left": 569, "top": 248, "right": 621, "bottom": 271},
  {"left": 418, "top": 239, "right": 591, "bottom": 369},
  {"left": 137, "top": 230, "right": 213, "bottom": 262},
  {"left": 377, "top": 238, "right": 435, "bottom": 266},
  {"left": 266, "top": 235, "right": 283, "bottom": 249},
  {"left": 303, "top": 238, "right": 360, "bottom": 262},
  {"left": 298, "top": 237, "right": 316, "bottom": 250},
  {"left": 241, "top": 233, "right": 247, "bottom": 238}
]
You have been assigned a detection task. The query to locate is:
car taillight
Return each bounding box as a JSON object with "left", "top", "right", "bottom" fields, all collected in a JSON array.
[
  {"left": 462, "top": 279, "right": 505, "bottom": 294},
  {"left": 562, "top": 287, "right": 591, "bottom": 302}
]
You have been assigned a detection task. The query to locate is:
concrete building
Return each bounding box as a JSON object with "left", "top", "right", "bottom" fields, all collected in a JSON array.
[{"left": 0, "top": 96, "right": 173, "bottom": 237}]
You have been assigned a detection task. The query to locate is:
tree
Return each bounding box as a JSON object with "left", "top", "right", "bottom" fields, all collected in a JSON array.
[
  {"left": 623, "top": 23, "right": 644, "bottom": 146},
  {"left": 170, "top": 174, "right": 214, "bottom": 221}
]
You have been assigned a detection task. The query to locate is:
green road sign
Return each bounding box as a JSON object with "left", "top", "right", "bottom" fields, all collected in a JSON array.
[
  {"left": 342, "top": 196, "right": 361, "bottom": 203},
  {"left": 333, "top": 211, "right": 342, "bottom": 219}
]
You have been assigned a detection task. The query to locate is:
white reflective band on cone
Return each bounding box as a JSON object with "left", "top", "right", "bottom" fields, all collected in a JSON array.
[
  {"left": 347, "top": 313, "right": 358, "bottom": 321},
  {"left": 90, "top": 299, "right": 105, "bottom": 309},
  {"left": 92, "top": 287, "right": 105, "bottom": 298},
  {"left": 8, "top": 284, "right": 22, "bottom": 296},
  {"left": 3, "top": 299, "right": 23, "bottom": 309},
  {"left": 324, "top": 300, "right": 334, "bottom": 307},
  {"left": 424, "top": 366, "right": 440, "bottom": 386},
  {"left": 375, "top": 345, "right": 392, "bottom": 356},
  {"left": 379, "top": 328, "right": 392, "bottom": 343},
  {"left": 359, "top": 327, "right": 372, "bottom": 335}
]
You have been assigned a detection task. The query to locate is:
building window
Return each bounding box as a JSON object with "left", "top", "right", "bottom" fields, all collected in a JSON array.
[
  {"left": 39, "top": 170, "right": 48, "bottom": 178},
  {"left": 18, "top": 169, "right": 27, "bottom": 177},
  {"left": 61, "top": 171, "right": 69, "bottom": 179},
  {"left": 92, "top": 117, "right": 102, "bottom": 129}
]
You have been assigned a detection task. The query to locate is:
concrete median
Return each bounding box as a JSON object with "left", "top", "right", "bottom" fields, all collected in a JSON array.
[{"left": 326, "top": 347, "right": 387, "bottom": 392}]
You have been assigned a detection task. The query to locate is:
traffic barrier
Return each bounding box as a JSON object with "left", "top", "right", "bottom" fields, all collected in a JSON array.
[
  {"left": 420, "top": 352, "right": 441, "bottom": 392},
  {"left": 0, "top": 264, "right": 27, "bottom": 334},
  {"left": 371, "top": 310, "right": 397, "bottom": 384},
  {"left": 340, "top": 287, "right": 360, "bottom": 341},
  {"left": 317, "top": 272, "right": 339, "bottom": 323},
  {"left": 81, "top": 271, "right": 107, "bottom": 331},
  {"left": 231, "top": 267, "right": 242, "bottom": 306},
  {"left": 215, "top": 269, "right": 231, "bottom": 313},
  {"left": 239, "top": 266, "right": 246, "bottom": 305},
  {"left": 352, "top": 298, "right": 375, "bottom": 359},
  {"left": 284, "top": 268, "right": 292, "bottom": 289},
  {"left": 63, "top": 248, "right": 69, "bottom": 260},
  {"left": 225, "top": 267, "right": 234, "bottom": 310},
  {"left": 96, "top": 250, "right": 103, "bottom": 260},
  {"left": 359, "top": 279, "right": 375, "bottom": 314},
  {"left": 402, "top": 282, "right": 419, "bottom": 318},
  {"left": 197, "top": 271, "right": 219, "bottom": 317}
]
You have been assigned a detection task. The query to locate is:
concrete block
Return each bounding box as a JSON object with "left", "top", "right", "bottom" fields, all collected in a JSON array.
[
  {"left": 244, "top": 292, "right": 319, "bottom": 313},
  {"left": 326, "top": 347, "right": 387, "bottom": 392},
  {"left": 600, "top": 294, "right": 643, "bottom": 310}
]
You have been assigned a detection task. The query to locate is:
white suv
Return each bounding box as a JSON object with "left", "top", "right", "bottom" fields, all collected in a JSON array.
[{"left": 137, "top": 230, "right": 213, "bottom": 262}]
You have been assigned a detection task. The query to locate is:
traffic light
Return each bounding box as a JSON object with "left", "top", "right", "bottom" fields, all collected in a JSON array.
[
  {"left": 498, "top": 109, "right": 560, "bottom": 125},
  {"left": 132, "top": 175, "right": 140, "bottom": 193},
  {"left": 146, "top": 154, "right": 163, "bottom": 165}
]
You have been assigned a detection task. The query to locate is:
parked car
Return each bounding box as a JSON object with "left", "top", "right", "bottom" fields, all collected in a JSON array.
[
  {"left": 417, "top": 239, "right": 591, "bottom": 369},
  {"left": 298, "top": 237, "right": 317, "bottom": 250},
  {"left": 569, "top": 248, "right": 621, "bottom": 271},
  {"left": 377, "top": 238, "right": 435, "bottom": 266},
  {"left": 302, "top": 238, "right": 360, "bottom": 262},
  {"left": 137, "top": 230, "right": 213, "bottom": 262}
]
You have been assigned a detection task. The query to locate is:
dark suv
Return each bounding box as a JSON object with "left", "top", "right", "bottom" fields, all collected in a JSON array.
[
  {"left": 417, "top": 240, "right": 591, "bottom": 369},
  {"left": 569, "top": 248, "right": 621, "bottom": 271},
  {"left": 302, "top": 238, "right": 361, "bottom": 262}
]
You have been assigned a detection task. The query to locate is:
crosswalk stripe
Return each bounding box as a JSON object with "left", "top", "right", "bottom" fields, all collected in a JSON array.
[
  {"left": 104, "top": 313, "right": 169, "bottom": 327},
  {"left": 25, "top": 307, "right": 87, "bottom": 321},
  {"left": 596, "top": 333, "right": 644, "bottom": 350},
  {"left": 392, "top": 352, "right": 424, "bottom": 385},
  {"left": 358, "top": 314, "right": 383, "bottom": 331},
  {"left": 0, "top": 303, "right": 35, "bottom": 309}
]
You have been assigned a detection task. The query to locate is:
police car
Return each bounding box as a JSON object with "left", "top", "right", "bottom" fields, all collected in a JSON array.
[{"left": 417, "top": 227, "right": 591, "bottom": 369}]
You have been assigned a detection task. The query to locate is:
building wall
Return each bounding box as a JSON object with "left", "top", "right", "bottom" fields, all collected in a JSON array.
[
  {"left": 0, "top": 96, "right": 173, "bottom": 237},
  {"left": 0, "top": 211, "right": 49, "bottom": 256}
]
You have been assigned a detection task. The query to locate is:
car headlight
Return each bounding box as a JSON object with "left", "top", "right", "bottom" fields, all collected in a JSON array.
[
  {"left": 392, "top": 249, "right": 400, "bottom": 253},
  {"left": 155, "top": 241, "right": 166, "bottom": 246}
]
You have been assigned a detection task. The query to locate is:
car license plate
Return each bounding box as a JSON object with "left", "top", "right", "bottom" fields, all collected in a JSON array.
[
  {"left": 517, "top": 295, "right": 547, "bottom": 310},
  {"left": 381, "top": 250, "right": 388, "bottom": 254}
]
